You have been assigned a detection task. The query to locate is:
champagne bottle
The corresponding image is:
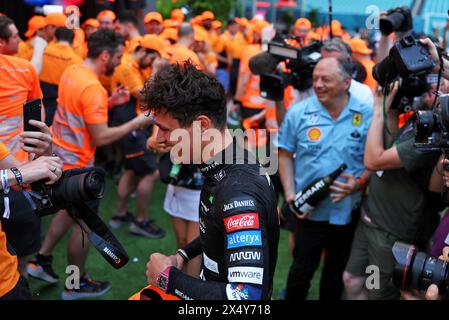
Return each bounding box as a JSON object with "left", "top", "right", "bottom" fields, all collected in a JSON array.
[{"left": 293, "top": 163, "right": 347, "bottom": 215}]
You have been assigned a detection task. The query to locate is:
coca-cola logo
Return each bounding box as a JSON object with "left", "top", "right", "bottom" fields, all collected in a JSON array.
[{"left": 224, "top": 213, "right": 259, "bottom": 233}]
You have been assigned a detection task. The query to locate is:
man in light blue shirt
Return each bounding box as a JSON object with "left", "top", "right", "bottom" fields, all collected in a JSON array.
[{"left": 278, "top": 57, "right": 372, "bottom": 300}]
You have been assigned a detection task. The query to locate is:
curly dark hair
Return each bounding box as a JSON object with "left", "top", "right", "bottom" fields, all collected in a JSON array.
[{"left": 141, "top": 60, "right": 227, "bottom": 130}]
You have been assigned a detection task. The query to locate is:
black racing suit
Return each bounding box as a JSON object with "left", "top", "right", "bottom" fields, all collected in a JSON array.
[{"left": 166, "top": 143, "right": 280, "bottom": 300}]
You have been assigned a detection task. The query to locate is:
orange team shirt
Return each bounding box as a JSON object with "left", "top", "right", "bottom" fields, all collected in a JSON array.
[
  {"left": 16, "top": 39, "right": 34, "bottom": 61},
  {"left": 51, "top": 64, "right": 108, "bottom": 170},
  {"left": 40, "top": 42, "right": 83, "bottom": 85},
  {"left": 238, "top": 44, "right": 272, "bottom": 110},
  {"left": 169, "top": 44, "right": 202, "bottom": 69},
  {"left": 229, "top": 31, "right": 247, "bottom": 60},
  {"left": 73, "top": 40, "right": 88, "bottom": 59},
  {"left": 0, "top": 220, "right": 19, "bottom": 298},
  {"left": 0, "top": 54, "right": 43, "bottom": 163},
  {"left": 111, "top": 53, "right": 146, "bottom": 114},
  {"left": 360, "top": 58, "right": 376, "bottom": 91}
]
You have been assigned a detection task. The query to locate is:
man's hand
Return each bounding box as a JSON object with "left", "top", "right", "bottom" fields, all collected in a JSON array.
[
  {"left": 20, "top": 120, "right": 52, "bottom": 158},
  {"left": 151, "top": 57, "right": 168, "bottom": 76},
  {"left": 109, "top": 86, "right": 130, "bottom": 107},
  {"left": 173, "top": 253, "right": 185, "bottom": 270},
  {"left": 146, "top": 253, "right": 177, "bottom": 287},
  {"left": 329, "top": 173, "right": 359, "bottom": 203},
  {"left": 132, "top": 113, "right": 154, "bottom": 131},
  {"left": 285, "top": 192, "right": 313, "bottom": 219},
  {"left": 18, "top": 156, "right": 63, "bottom": 185},
  {"left": 373, "top": 82, "right": 399, "bottom": 115},
  {"left": 419, "top": 38, "right": 441, "bottom": 73}
]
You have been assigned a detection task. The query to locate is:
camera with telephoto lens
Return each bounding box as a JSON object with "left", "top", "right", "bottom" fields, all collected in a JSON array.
[
  {"left": 392, "top": 241, "right": 449, "bottom": 299},
  {"left": 414, "top": 94, "right": 449, "bottom": 152},
  {"left": 25, "top": 167, "right": 129, "bottom": 269},
  {"left": 29, "top": 167, "right": 105, "bottom": 217},
  {"left": 379, "top": 6, "right": 413, "bottom": 36},
  {"left": 249, "top": 34, "right": 322, "bottom": 101},
  {"left": 373, "top": 34, "right": 436, "bottom": 113}
]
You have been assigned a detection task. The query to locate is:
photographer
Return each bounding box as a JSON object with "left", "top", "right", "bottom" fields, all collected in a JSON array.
[
  {"left": 343, "top": 73, "right": 443, "bottom": 299},
  {"left": 0, "top": 142, "right": 63, "bottom": 300}
]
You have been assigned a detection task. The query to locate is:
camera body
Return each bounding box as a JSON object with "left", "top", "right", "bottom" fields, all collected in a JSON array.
[
  {"left": 250, "top": 35, "right": 322, "bottom": 101},
  {"left": 28, "top": 167, "right": 105, "bottom": 217},
  {"left": 373, "top": 35, "right": 436, "bottom": 112},
  {"left": 392, "top": 242, "right": 449, "bottom": 299},
  {"left": 379, "top": 6, "right": 413, "bottom": 36},
  {"left": 414, "top": 94, "right": 449, "bottom": 151}
]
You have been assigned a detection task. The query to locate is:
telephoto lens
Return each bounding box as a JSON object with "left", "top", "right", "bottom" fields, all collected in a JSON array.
[
  {"left": 392, "top": 242, "right": 449, "bottom": 297},
  {"left": 51, "top": 170, "right": 105, "bottom": 204}
]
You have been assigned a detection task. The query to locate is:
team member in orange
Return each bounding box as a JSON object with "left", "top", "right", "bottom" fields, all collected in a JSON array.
[
  {"left": 0, "top": 16, "right": 44, "bottom": 163},
  {"left": 115, "top": 11, "right": 142, "bottom": 55},
  {"left": 97, "top": 10, "right": 116, "bottom": 31},
  {"left": 144, "top": 11, "right": 163, "bottom": 35},
  {"left": 349, "top": 38, "right": 376, "bottom": 91},
  {"left": 192, "top": 27, "right": 217, "bottom": 75},
  {"left": 39, "top": 27, "right": 82, "bottom": 126},
  {"left": 235, "top": 20, "right": 274, "bottom": 123},
  {"left": 0, "top": 142, "right": 63, "bottom": 300},
  {"left": 109, "top": 34, "right": 168, "bottom": 238},
  {"left": 72, "top": 19, "right": 99, "bottom": 59},
  {"left": 169, "top": 23, "right": 201, "bottom": 68},
  {"left": 227, "top": 18, "right": 247, "bottom": 99},
  {"left": 16, "top": 15, "right": 46, "bottom": 61},
  {"left": 171, "top": 8, "right": 184, "bottom": 23},
  {"left": 199, "top": 11, "right": 217, "bottom": 48},
  {"left": 27, "top": 29, "right": 152, "bottom": 300},
  {"left": 44, "top": 13, "right": 67, "bottom": 42},
  {"left": 289, "top": 18, "right": 312, "bottom": 47}
]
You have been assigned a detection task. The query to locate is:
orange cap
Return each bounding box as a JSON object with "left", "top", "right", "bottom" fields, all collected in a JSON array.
[
  {"left": 349, "top": 38, "right": 372, "bottom": 55},
  {"left": 190, "top": 15, "right": 202, "bottom": 26},
  {"left": 45, "top": 13, "right": 67, "bottom": 28},
  {"left": 97, "top": 10, "right": 116, "bottom": 22},
  {"left": 161, "top": 28, "right": 178, "bottom": 42},
  {"left": 294, "top": 18, "right": 311, "bottom": 30},
  {"left": 171, "top": 8, "right": 184, "bottom": 22},
  {"left": 163, "top": 19, "right": 180, "bottom": 29},
  {"left": 212, "top": 20, "right": 222, "bottom": 29},
  {"left": 201, "top": 11, "right": 215, "bottom": 21},
  {"left": 140, "top": 34, "right": 169, "bottom": 58},
  {"left": 235, "top": 17, "right": 249, "bottom": 27},
  {"left": 194, "top": 27, "right": 208, "bottom": 42},
  {"left": 82, "top": 18, "right": 100, "bottom": 29},
  {"left": 250, "top": 19, "right": 268, "bottom": 35},
  {"left": 25, "top": 16, "right": 46, "bottom": 38},
  {"left": 144, "top": 11, "right": 163, "bottom": 24}
]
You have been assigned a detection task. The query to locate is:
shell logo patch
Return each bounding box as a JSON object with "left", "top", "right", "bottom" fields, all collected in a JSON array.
[{"left": 307, "top": 127, "right": 321, "bottom": 141}]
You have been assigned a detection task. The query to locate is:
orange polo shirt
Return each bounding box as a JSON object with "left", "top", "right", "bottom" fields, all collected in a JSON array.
[
  {"left": 0, "top": 54, "right": 43, "bottom": 163},
  {"left": 51, "top": 64, "right": 108, "bottom": 169},
  {"left": 40, "top": 42, "right": 83, "bottom": 85}
]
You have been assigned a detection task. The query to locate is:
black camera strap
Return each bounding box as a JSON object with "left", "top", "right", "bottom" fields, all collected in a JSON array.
[
  {"left": 69, "top": 202, "right": 129, "bottom": 269},
  {"left": 432, "top": 48, "right": 446, "bottom": 109}
]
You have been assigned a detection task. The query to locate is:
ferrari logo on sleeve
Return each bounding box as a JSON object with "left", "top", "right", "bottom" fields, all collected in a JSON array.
[{"left": 352, "top": 112, "right": 362, "bottom": 126}]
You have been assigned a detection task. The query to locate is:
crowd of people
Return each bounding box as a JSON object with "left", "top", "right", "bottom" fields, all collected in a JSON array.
[{"left": 1, "top": 2, "right": 449, "bottom": 301}]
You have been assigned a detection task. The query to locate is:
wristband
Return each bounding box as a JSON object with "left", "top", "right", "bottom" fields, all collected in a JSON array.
[
  {"left": 356, "top": 177, "right": 367, "bottom": 188},
  {"left": 156, "top": 266, "right": 172, "bottom": 292},
  {"left": 176, "top": 249, "right": 189, "bottom": 263},
  {"left": 0, "top": 169, "right": 10, "bottom": 219},
  {"left": 10, "top": 167, "right": 23, "bottom": 187}
]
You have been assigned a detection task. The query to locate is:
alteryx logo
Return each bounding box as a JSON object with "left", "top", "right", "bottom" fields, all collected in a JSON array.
[{"left": 227, "top": 230, "right": 262, "bottom": 249}]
